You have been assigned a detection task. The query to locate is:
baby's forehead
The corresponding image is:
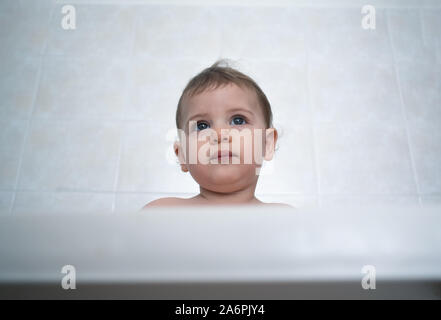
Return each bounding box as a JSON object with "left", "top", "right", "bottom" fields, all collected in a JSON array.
[{"left": 181, "top": 83, "right": 260, "bottom": 116}]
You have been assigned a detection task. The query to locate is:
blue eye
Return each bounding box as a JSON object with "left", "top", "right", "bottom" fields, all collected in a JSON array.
[
  {"left": 196, "top": 121, "right": 209, "bottom": 131},
  {"left": 231, "top": 116, "right": 246, "bottom": 125}
]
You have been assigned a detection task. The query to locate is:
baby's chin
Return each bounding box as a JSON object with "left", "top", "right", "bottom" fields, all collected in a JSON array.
[{"left": 189, "top": 164, "right": 257, "bottom": 187}]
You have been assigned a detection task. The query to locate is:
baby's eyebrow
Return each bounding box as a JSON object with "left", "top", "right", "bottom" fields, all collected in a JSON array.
[
  {"left": 186, "top": 112, "right": 210, "bottom": 123},
  {"left": 187, "top": 107, "right": 254, "bottom": 121},
  {"left": 227, "top": 107, "right": 255, "bottom": 116}
]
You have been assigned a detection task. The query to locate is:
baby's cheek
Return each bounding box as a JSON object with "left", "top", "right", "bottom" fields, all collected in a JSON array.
[
  {"left": 250, "top": 130, "right": 266, "bottom": 165},
  {"left": 233, "top": 132, "right": 257, "bottom": 165},
  {"left": 198, "top": 141, "right": 212, "bottom": 164},
  {"left": 183, "top": 136, "right": 209, "bottom": 165}
]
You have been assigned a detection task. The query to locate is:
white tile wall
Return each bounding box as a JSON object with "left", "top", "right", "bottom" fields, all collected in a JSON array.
[
  {"left": 0, "top": 0, "right": 53, "bottom": 56},
  {"left": 407, "top": 121, "right": 441, "bottom": 194},
  {"left": 316, "top": 123, "right": 418, "bottom": 195},
  {"left": 308, "top": 58, "right": 403, "bottom": 124},
  {"left": 255, "top": 125, "right": 318, "bottom": 195},
  {"left": 320, "top": 194, "right": 421, "bottom": 208},
  {"left": 244, "top": 59, "right": 310, "bottom": 125},
  {"left": 34, "top": 56, "right": 129, "bottom": 119},
  {"left": 133, "top": 5, "right": 221, "bottom": 59},
  {"left": 46, "top": 4, "right": 137, "bottom": 57},
  {"left": 0, "top": 192, "right": 13, "bottom": 216},
  {"left": 126, "top": 57, "right": 205, "bottom": 121},
  {"left": 0, "top": 120, "right": 27, "bottom": 190},
  {"left": 421, "top": 8, "right": 441, "bottom": 60},
  {"left": 18, "top": 119, "right": 122, "bottom": 192},
  {"left": 388, "top": 8, "right": 437, "bottom": 65},
  {"left": 0, "top": 0, "right": 440, "bottom": 214},
  {"left": 0, "top": 55, "right": 42, "bottom": 119},
  {"left": 12, "top": 191, "right": 114, "bottom": 215},
  {"left": 306, "top": 8, "right": 393, "bottom": 65},
  {"left": 117, "top": 120, "right": 199, "bottom": 193},
  {"left": 115, "top": 192, "right": 197, "bottom": 213},
  {"left": 397, "top": 62, "right": 441, "bottom": 125},
  {"left": 420, "top": 195, "right": 441, "bottom": 207}
]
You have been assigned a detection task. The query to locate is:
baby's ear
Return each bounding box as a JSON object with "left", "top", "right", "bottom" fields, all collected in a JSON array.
[
  {"left": 264, "top": 128, "right": 278, "bottom": 161},
  {"left": 174, "top": 140, "right": 189, "bottom": 173}
]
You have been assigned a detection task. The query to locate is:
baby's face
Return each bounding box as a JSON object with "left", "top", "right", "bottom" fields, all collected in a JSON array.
[{"left": 174, "top": 83, "right": 277, "bottom": 193}]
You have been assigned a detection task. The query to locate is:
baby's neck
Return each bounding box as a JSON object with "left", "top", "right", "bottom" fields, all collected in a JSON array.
[{"left": 195, "top": 186, "right": 261, "bottom": 206}]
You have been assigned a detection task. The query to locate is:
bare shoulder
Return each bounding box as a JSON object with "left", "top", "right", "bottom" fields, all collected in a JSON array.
[
  {"left": 142, "top": 197, "right": 185, "bottom": 209},
  {"left": 266, "top": 202, "right": 295, "bottom": 208}
]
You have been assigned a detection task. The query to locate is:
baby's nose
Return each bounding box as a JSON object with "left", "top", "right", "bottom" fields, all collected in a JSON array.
[{"left": 212, "top": 127, "right": 231, "bottom": 143}]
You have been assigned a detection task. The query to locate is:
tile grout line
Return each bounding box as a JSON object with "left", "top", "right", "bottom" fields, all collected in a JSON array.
[
  {"left": 419, "top": 7, "right": 427, "bottom": 47},
  {"left": 111, "top": 129, "right": 124, "bottom": 213},
  {"left": 386, "top": 8, "right": 422, "bottom": 207},
  {"left": 111, "top": 6, "right": 139, "bottom": 213},
  {"left": 1, "top": 188, "right": 435, "bottom": 197},
  {"left": 7, "top": 114, "right": 438, "bottom": 126},
  {"left": 305, "top": 34, "right": 322, "bottom": 209},
  {"left": 417, "top": 8, "right": 427, "bottom": 208},
  {"left": 9, "top": 56, "right": 43, "bottom": 216}
]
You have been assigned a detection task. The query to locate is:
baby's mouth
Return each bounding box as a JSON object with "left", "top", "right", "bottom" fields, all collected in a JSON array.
[{"left": 210, "top": 150, "right": 236, "bottom": 161}]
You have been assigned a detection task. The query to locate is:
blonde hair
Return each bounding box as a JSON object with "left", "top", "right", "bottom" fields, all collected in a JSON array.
[{"left": 176, "top": 59, "right": 274, "bottom": 130}]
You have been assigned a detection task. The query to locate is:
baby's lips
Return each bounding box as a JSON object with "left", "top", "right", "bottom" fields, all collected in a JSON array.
[{"left": 209, "top": 149, "right": 236, "bottom": 160}]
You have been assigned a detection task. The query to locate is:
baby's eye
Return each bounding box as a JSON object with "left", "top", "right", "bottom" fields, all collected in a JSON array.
[
  {"left": 231, "top": 116, "right": 246, "bottom": 126},
  {"left": 196, "top": 121, "right": 209, "bottom": 131}
]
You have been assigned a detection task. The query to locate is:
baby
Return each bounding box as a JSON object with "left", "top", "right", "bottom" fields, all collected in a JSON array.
[{"left": 143, "top": 59, "right": 291, "bottom": 208}]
